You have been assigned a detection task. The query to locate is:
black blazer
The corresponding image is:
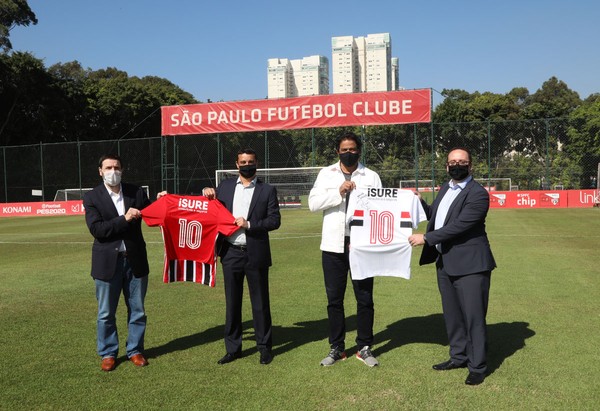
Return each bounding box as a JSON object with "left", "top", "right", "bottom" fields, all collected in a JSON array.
[
  {"left": 216, "top": 178, "right": 281, "bottom": 268},
  {"left": 83, "top": 183, "right": 151, "bottom": 280},
  {"left": 419, "top": 178, "right": 496, "bottom": 276}
]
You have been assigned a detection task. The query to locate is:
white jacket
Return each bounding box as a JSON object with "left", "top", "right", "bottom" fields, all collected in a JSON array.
[{"left": 309, "top": 162, "right": 382, "bottom": 253}]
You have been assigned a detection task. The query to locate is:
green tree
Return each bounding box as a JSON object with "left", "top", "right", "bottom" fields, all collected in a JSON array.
[
  {"left": 566, "top": 95, "right": 600, "bottom": 188},
  {"left": 81, "top": 67, "right": 198, "bottom": 141},
  {"left": 0, "top": 0, "right": 37, "bottom": 52},
  {"left": 0, "top": 51, "right": 54, "bottom": 145},
  {"left": 522, "top": 77, "right": 581, "bottom": 120}
]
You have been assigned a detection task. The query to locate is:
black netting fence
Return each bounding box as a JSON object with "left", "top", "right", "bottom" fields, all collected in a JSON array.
[{"left": 1, "top": 118, "right": 597, "bottom": 203}]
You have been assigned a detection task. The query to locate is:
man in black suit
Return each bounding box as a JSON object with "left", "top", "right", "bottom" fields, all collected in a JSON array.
[
  {"left": 84, "top": 154, "right": 164, "bottom": 372},
  {"left": 203, "top": 148, "right": 281, "bottom": 365},
  {"left": 409, "top": 147, "right": 496, "bottom": 385}
]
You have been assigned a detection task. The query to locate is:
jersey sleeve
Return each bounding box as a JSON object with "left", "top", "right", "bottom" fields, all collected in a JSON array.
[
  {"left": 398, "top": 190, "right": 427, "bottom": 229},
  {"left": 141, "top": 195, "right": 167, "bottom": 227},
  {"left": 346, "top": 189, "right": 367, "bottom": 226},
  {"left": 405, "top": 190, "right": 427, "bottom": 228},
  {"left": 212, "top": 199, "right": 239, "bottom": 236}
]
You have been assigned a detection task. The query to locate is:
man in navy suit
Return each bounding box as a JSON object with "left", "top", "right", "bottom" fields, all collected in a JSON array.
[
  {"left": 83, "top": 154, "right": 162, "bottom": 372},
  {"left": 203, "top": 148, "right": 281, "bottom": 365},
  {"left": 409, "top": 147, "right": 496, "bottom": 385}
]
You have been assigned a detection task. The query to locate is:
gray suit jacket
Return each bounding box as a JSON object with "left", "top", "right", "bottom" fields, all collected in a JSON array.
[
  {"left": 419, "top": 179, "right": 496, "bottom": 276},
  {"left": 216, "top": 178, "right": 281, "bottom": 268}
]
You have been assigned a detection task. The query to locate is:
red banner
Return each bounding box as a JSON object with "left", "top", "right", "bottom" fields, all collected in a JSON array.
[
  {"left": 489, "top": 190, "right": 599, "bottom": 208},
  {"left": 161, "top": 89, "right": 431, "bottom": 136},
  {"left": 0, "top": 201, "right": 85, "bottom": 217}
]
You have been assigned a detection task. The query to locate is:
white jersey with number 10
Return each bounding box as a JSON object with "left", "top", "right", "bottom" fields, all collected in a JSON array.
[{"left": 347, "top": 188, "right": 426, "bottom": 280}]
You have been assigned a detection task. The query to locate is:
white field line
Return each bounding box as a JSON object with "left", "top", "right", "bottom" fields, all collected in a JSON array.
[
  {"left": 3, "top": 233, "right": 595, "bottom": 245},
  {"left": 0, "top": 233, "right": 323, "bottom": 245}
]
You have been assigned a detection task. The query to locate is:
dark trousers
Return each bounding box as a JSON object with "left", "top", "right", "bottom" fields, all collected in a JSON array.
[
  {"left": 322, "top": 237, "right": 374, "bottom": 351},
  {"left": 221, "top": 247, "right": 272, "bottom": 354},
  {"left": 436, "top": 259, "right": 491, "bottom": 374}
]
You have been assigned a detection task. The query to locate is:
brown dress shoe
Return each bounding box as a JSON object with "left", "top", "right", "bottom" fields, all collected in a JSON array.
[
  {"left": 101, "top": 357, "right": 116, "bottom": 372},
  {"left": 129, "top": 354, "right": 149, "bottom": 367}
]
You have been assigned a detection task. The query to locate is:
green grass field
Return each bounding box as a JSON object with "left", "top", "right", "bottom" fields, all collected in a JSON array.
[{"left": 1, "top": 208, "right": 599, "bottom": 410}]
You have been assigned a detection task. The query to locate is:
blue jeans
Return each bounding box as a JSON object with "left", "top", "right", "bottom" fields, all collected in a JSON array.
[{"left": 95, "top": 254, "right": 148, "bottom": 358}]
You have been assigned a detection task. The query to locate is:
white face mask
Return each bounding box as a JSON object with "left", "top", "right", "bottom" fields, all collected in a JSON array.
[{"left": 103, "top": 170, "right": 122, "bottom": 187}]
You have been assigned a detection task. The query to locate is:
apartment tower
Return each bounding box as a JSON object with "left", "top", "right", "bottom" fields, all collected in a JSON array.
[
  {"left": 267, "top": 56, "right": 329, "bottom": 98},
  {"left": 331, "top": 33, "right": 396, "bottom": 94}
]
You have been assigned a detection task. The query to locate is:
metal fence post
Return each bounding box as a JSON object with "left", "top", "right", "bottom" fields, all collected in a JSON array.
[
  {"left": 2, "top": 146, "right": 6, "bottom": 202},
  {"left": 40, "top": 142, "right": 45, "bottom": 201},
  {"left": 413, "top": 123, "right": 419, "bottom": 190},
  {"left": 77, "top": 139, "right": 82, "bottom": 197},
  {"left": 217, "top": 134, "right": 222, "bottom": 171},
  {"left": 264, "top": 130, "right": 269, "bottom": 168},
  {"left": 311, "top": 128, "right": 315, "bottom": 167},
  {"left": 487, "top": 119, "right": 491, "bottom": 190},
  {"left": 430, "top": 121, "right": 435, "bottom": 196},
  {"left": 545, "top": 119, "right": 550, "bottom": 188}
]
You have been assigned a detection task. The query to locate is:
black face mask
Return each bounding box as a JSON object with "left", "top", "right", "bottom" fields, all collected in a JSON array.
[
  {"left": 239, "top": 165, "right": 257, "bottom": 179},
  {"left": 448, "top": 164, "right": 470, "bottom": 181},
  {"left": 339, "top": 152, "right": 360, "bottom": 168}
]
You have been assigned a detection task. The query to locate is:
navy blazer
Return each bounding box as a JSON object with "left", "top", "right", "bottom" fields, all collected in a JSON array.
[
  {"left": 419, "top": 178, "right": 496, "bottom": 276},
  {"left": 83, "top": 183, "right": 151, "bottom": 280},
  {"left": 216, "top": 178, "right": 281, "bottom": 268}
]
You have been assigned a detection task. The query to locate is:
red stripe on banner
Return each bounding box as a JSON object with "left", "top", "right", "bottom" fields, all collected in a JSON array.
[
  {"left": 401, "top": 211, "right": 410, "bottom": 218},
  {"left": 161, "top": 89, "right": 431, "bottom": 135},
  {"left": 354, "top": 209, "right": 364, "bottom": 217}
]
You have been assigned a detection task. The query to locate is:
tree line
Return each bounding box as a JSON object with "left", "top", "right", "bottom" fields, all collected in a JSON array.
[{"left": 1, "top": 0, "right": 599, "bottom": 191}]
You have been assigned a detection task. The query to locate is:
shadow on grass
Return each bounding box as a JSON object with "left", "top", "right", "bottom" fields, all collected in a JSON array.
[
  {"left": 487, "top": 321, "right": 535, "bottom": 374},
  {"left": 371, "top": 313, "right": 448, "bottom": 357},
  {"left": 371, "top": 315, "right": 534, "bottom": 375},
  {"left": 271, "top": 315, "right": 356, "bottom": 356},
  {"left": 145, "top": 323, "right": 226, "bottom": 359},
  {"left": 144, "top": 314, "right": 534, "bottom": 374},
  {"left": 144, "top": 316, "right": 355, "bottom": 359}
]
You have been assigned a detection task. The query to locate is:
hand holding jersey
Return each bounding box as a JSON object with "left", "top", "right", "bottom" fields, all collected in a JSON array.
[{"left": 142, "top": 194, "right": 238, "bottom": 286}]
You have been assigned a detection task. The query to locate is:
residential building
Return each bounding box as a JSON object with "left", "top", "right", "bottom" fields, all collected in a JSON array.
[
  {"left": 267, "top": 55, "right": 329, "bottom": 98},
  {"left": 268, "top": 32, "right": 398, "bottom": 97},
  {"left": 392, "top": 57, "right": 400, "bottom": 90},
  {"left": 331, "top": 33, "right": 397, "bottom": 94},
  {"left": 267, "top": 58, "right": 292, "bottom": 99}
]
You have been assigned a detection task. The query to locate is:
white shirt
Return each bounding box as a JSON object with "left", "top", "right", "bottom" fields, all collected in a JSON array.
[
  {"left": 106, "top": 184, "right": 126, "bottom": 252},
  {"left": 308, "top": 162, "right": 382, "bottom": 253},
  {"left": 227, "top": 177, "right": 256, "bottom": 246},
  {"left": 434, "top": 176, "right": 472, "bottom": 251}
]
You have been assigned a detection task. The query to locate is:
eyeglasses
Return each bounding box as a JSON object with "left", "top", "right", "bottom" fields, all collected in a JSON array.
[{"left": 447, "top": 160, "right": 470, "bottom": 166}]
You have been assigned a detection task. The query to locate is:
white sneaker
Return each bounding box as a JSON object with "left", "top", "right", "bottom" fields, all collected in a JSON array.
[
  {"left": 356, "top": 346, "right": 379, "bottom": 367},
  {"left": 320, "top": 347, "right": 347, "bottom": 366}
]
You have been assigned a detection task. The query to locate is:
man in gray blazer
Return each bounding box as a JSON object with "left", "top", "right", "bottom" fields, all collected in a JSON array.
[{"left": 409, "top": 147, "right": 496, "bottom": 385}]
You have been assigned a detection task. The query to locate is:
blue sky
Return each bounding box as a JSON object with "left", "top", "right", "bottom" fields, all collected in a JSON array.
[{"left": 9, "top": 0, "right": 600, "bottom": 105}]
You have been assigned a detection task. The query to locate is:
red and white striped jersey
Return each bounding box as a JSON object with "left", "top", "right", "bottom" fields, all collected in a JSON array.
[
  {"left": 142, "top": 194, "right": 238, "bottom": 287},
  {"left": 347, "top": 188, "right": 426, "bottom": 280}
]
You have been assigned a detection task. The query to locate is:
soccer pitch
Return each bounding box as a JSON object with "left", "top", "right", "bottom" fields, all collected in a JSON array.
[{"left": 0, "top": 208, "right": 599, "bottom": 410}]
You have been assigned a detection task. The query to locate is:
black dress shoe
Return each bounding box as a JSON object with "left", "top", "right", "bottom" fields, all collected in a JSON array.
[
  {"left": 465, "top": 371, "right": 485, "bottom": 385},
  {"left": 432, "top": 359, "right": 467, "bottom": 371},
  {"left": 259, "top": 350, "right": 273, "bottom": 365},
  {"left": 217, "top": 352, "right": 241, "bottom": 365}
]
